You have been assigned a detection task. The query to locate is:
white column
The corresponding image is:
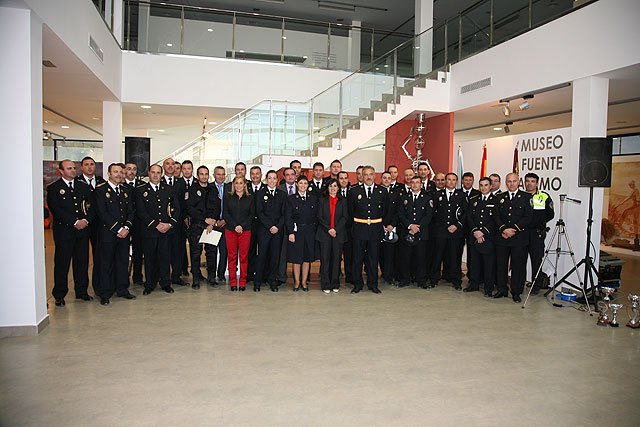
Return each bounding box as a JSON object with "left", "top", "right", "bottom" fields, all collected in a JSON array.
[
  {"left": 103, "top": 101, "right": 123, "bottom": 167},
  {"left": 566, "top": 76, "right": 609, "bottom": 283},
  {"left": 0, "top": 6, "right": 48, "bottom": 336},
  {"left": 414, "top": 0, "right": 433, "bottom": 75},
  {"left": 348, "top": 20, "right": 361, "bottom": 71}
]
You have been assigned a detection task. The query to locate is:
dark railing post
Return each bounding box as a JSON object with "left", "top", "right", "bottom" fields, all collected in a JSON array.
[
  {"left": 327, "top": 23, "right": 332, "bottom": 69},
  {"left": 490, "top": 0, "right": 494, "bottom": 46},
  {"left": 232, "top": 12, "right": 236, "bottom": 59},
  {"left": 458, "top": 14, "right": 462, "bottom": 62}
]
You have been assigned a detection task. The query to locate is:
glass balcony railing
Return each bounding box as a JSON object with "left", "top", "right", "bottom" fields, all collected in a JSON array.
[{"left": 123, "top": 0, "right": 413, "bottom": 72}]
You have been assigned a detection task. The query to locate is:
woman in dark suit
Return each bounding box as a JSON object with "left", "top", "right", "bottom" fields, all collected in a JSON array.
[
  {"left": 223, "top": 176, "right": 255, "bottom": 291},
  {"left": 286, "top": 176, "right": 318, "bottom": 291},
  {"left": 316, "top": 178, "right": 348, "bottom": 293}
]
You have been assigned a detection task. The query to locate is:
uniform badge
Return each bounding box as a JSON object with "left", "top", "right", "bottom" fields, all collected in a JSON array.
[
  {"left": 500, "top": 198, "right": 504, "bottom": 204},
  {"left": 106, "top": 192, "right": 111, "bottom": 198},
  {"left": 358, "top": 194, "right": 362, "bottom": 200},
  {"left": 264, "top": 195, "right": 268, "bottom": 200},
  {"left": 473, "top": 201, "right": 478, "bottom": 207},
  {"left": 143, "top": 191, "right": 148, "bottom": 197},
  {"left": 59, "top": 189, "right": 65, "bottom": 195},
  {"left": 124, "top": 193, "right": 128, "bottom": 198},
  {"left": 429, "top": 200, "right": 434, "bottom": 208},
  {"left": 197, "top": 190, "right": 202, "bottom": 197},
  {"left": 184, "top": 193, "right": 189, "bottom": 200},
  {"left": 404, "top": 199, "right": 408, "bottom": 205},
  {"left": 438, "top": 196, "right": 442, "bottom": 201}
]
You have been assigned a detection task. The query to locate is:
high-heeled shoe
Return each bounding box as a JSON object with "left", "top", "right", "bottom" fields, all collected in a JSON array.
[
  {"left": 301, "top": 283, "right": 309, "bottom": 292},
  {"left": 293, "top": 282, "right": 300, "bottom": 292},
  {"left": 230, "top": 286, "right": 238, "bottom": 292}
]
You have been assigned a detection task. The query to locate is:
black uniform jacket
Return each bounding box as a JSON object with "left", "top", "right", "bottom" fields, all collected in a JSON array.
[
  {"left": 493, "top": 190, "right": 533, "bottom": 246},
  {"left": 95, "top": 182, "right": 134, "bottom": 243},
  {"left": 465, "top": 193, "right": 498, "bottom": 242},
  {"left": 285, "top": 192, "right": 318, "bottom": 235},
  {"left": 431, "top": 188, "right": 467, "bottom": 239},
  {"left": 135, "top": 182, "right": 181, "bottom": 238},
  {"left": 255, "top": 186, "right": 286, "bottom": 232},
  {"left": 347, "top": 184, "right": 390, "bottom": 241},
  {"left": 316, "top": 195, "right": 349, "bottom": 245},
  {"left": 397, "top": 189, "right": 434, "bottom": 241},
  {"left": 47, "top": 178, "right": 94, "bottom": 241},
  {"left": 187, "top": 184, "right": 220, "bottom": 228}
]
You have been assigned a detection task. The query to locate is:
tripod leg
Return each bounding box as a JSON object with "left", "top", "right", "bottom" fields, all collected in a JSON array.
[
  {"left": 561, "top": 229, "right": 593, "bottom": 315},
  {"left": 523, "top": 225, "right": 559, "bottom": 309}
]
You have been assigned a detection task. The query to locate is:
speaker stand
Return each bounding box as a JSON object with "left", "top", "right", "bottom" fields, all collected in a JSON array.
[{"left": 551, "top": 187, "right": 599, "bottom": 314}]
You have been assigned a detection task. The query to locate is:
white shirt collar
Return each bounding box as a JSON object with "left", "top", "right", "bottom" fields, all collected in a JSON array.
[
  {"left": 108, "top": 181, "right": 119, "bottom": 191},
  {"left": 83, "top": 174, "right": 94, "bottom": 182},
  {"left": 298, "top": 191, "right": 307, "bottom": 197},
  {"left": 365, "top": 184, "right": 374, "bottom": 191},
  {"left": 267, "top": 186, "right": 277, "bottom": 191},
  {"left": 412, "top": 190, "right": 421, "bottom": 197}
]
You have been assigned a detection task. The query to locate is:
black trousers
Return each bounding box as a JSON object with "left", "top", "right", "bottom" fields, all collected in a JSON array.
[
  {"left": 467, "top": 241, "right": 495, "bottom": 293},
  {"left": 277, "top": 232, "right": 288, "bottom": 283},
  {"left": 529, "top": 232, "right": 546, "bottom": 287},
  {"left": 89, "top": 226, "right": 100, "bottom": 294},
  {"left": 379, "top": 241, "right": 397, "bottom": 282},
  {"left": 52, "top": 235, "right": 90, "bottom": 299},
  {"left": 399, "top": 239, "right": 427, "bottom": 286},
  {"left": 187, "top": 226, "right": 218, "bottom": 278},
  {"left": 130, "top": 225, "right": 144, "bottom": 283},
  {"left": 247, "top": 223, "right": 259, "bottom": 281},
  {"left": 430, "top": 236, "right": 463, "bottom": 286},
  {"left": 319, "top": 238, "right": 343, "bottom": 290},
  {"left": 97, "top": 236, "right": 130, "bottom": 299},
  {"left": 143, "top": 234, "right": 171, "bottom": 289},
  {"left": 342, "top": 238, "right": 353, "bottom": 283},
  {"left": 352, "top": 238, "right": 380, "bottom": 290},
  {"left": 255, "top": 229, "right": 283, "bottom": 287},
  {"left": 210, "top": 227, "right": 227, "bottom": 280},
  {"left": 169, "top": 225, "right": 186, "bottom": 282},
  {"left": 496, "top": 244, "right": 528, "bottom": 296}
]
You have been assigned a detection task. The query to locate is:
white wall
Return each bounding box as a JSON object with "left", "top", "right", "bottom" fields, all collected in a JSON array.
[
  {"left": 24, "top": 0, "right": 122, "bottom": 98},
  {"left": 121, "top": 51, "right": 351, "bottom": 109},
  {"left": 449, "top": 0, "right": 640, "bottom": 111}
]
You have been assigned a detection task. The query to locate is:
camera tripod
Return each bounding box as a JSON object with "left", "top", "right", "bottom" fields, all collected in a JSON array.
[{"left": 522, "top": 195, "right": 593, "bottom": 315}]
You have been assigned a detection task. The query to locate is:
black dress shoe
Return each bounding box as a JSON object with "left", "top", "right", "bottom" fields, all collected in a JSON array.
[
  {"left": 492, "top": 292, "right": 506, "bottom": 299},
  {"left": 119, "top": 293, "right": 136, "bottom": 300},
  {"left": 55, "top": 299, "right": 65, "bottom": 307},
  {"left": 75, "top": 294, "right": 94, "bottom": 301},
  {"left": 254, "top": 285, "right": 261, "bottom": 292},
  {"left": 143, "top": 288, "right": 153, "bottom": 295},
  {"left": 230, "top": 286, "right": 238, "bottom": 292},
  {"left": 484, "top": 292, "right": 493, "bottom": 297},
  {"left": 239, "top": 287, "right": 246, "bottom": 292},
  {"left": 162, "top": 286, "right": 175, "bottom": 294},
  {"left": 100, "top": 298, "right": 110, "bottom": 305},
  {"left": 192, "top": 283, "right": 200, "bottom": 290},
  {"left": 531, "top": 287, "right": 540, "bottom": 295},
  {"left": 351, "top": 288, "right": 361, "bottom": 294},
  {"left": 513, "top": 295, "right": 522, "bottom": 303},
  {"left": 174, "top": 279, "right": 189, "bottom": 287},
  {"left": 371, "top": 288, "right": 382, "bottom": 294},
  {"left": 453, "top": 284, "right": 462, "bottom": 291},
  {"left": 301, "top": 285, "right": 309, "bottom": 292},
  {"left": 463, "top": 287, "right": 478, "bottom": 293}
]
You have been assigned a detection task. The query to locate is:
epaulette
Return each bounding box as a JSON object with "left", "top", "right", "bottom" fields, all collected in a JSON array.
[
  {"left": 96, "top": 181, "right": 107, "bottom": 188},
  {"left": 136, "top": 183, "right": 147, "bottom": 188},
  {"left": 469, "top": 193, "right": 481, "bottom": 201},
  {"left": 75, "top": 179, "right": 89, "bottom": 186}
]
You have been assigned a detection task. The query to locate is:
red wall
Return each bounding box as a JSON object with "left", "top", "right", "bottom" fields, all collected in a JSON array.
[{"left": 384, "top": 112, "right": 454, "bottom": 175}]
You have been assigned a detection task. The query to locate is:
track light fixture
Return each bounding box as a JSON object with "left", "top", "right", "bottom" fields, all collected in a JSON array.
[
  {"left": 504, "top": 121, "right": 513, "bottom": 134},
  {"left": 502, "top": 102, "right": 511, "bottom": 117},
  {"left": 518, "top": 100, "right": 529, "bottom": 111}
]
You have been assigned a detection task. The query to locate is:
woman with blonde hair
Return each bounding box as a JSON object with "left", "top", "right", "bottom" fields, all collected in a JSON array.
[{"left": 223, "top": 176, "right": 255, "bottom": 291}]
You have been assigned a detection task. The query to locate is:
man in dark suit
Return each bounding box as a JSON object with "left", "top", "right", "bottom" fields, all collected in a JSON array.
[
  {"left": 47, "top": 160, "right": 95, "bottom": 306},
  {"left": 457, "top": 172, "right": 482, "bottom": 281},
  {"left": 493, "top": 173, "right": 534, "bottom": 302},
  {"left": 418, "top": 162, "right": 437, "bottom": 192},
  {"left": 276, "top": 167, "right": 297, "bottom": 285},
  {"left": 329, "top": 159, "right": 342, "bottom": 180},
  {"left": 309, "top": 162, "right": 327, "bottom": 194},
  {"left": 464, "top": 177, "right": 497, "bottom": 296},
  {"left": 489, "top": 173, "right": 503, "bottom": 196},
  {"left": 137, "top": 165, "right": 181, "bottom": 295},
  {"left": 397, "top": 176, "right": 434, "bottom": 288},
  {"left": 75, "top": 156, "right": 105, "bottom": 296},
  {"left": 94, "top": 163, "right": 136, "bottom": 305},
  {"left": 161, "top": 157, "right": 189, "bottom": 287},
  {"left": 387, "top": 165, "right": 400, "bottom": 190},
  {"left": 178, "top": 160, "right": 196, "bottom": 276},
  {"left": 210, "top": 166, "right": 228, "bottom": 283},
  {"left": 429, "top": 173, "right": 467, "bottom": 290},
  {"left": 337, "top": 171, "right": 354, "bottom": 285},
  {"left": 348, "top": 165, "right": 389, "bottom": 294},
  {"left": 123, "top": 162, "right": 144, "bottom": 286},
  {"left": 246, "top": 166, "right": 264, "bottom": 283},
  {"left": 255, "top": 170, "right": 287, "bottom": 291}
]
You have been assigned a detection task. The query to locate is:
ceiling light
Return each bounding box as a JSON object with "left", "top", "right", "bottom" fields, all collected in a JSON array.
[
  {"left": 166, "top": 43, "right": 173, "bottom": 47},
  {"left": 518, "top": 100, "right": 530, "bottom": 111},
  {"left": 140, "top": 105, "right": 152, "bottom": 109},
  {"left": 44, "top": 120, "right": 49, "bottom": 123},
  {"left": 303, "top": 55, "right": 308, "bottom": 59},
  {"left": 157, "top": 129, "right": 165, "bottom": 132},
  {"left": 282, "top": 36, "right": 287, "bottom": 40},
  {"left": 61, "top": 125, "right": 70, "bottom": 129},
  {"left": 207, "top": 28, "right": 213, "bottom": 32},
  {"left": 92, "top": 117, "right": 99, "bottom": 120},
  {"left": 493, "top": 127, "right": 502, "bottom": 131},
  {"left": 502, "top": 103, "right": 511, "bottom": 117},
  {"left": 208, "top": 121, "right": 218, "bottom": 125},
  {"left": 256, "top": 0, "right": 285, "bottom": 4}
]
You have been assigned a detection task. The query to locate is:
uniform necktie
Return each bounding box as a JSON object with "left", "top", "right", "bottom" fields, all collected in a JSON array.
[
  {"left": 155, "top": 184, "right": 159, "bottom": 192},
  {"left": 301, "top": 195, "right": 306, "bottom": 202},
  {"left": 254, "top": 185, "right": 258, "bottom": 192},
  {"left": 270, "top": 190, "right": 274, "bottom": 197},
  {"left": 89, "top": 177, "right": 94, "bottom": 188},
  {"left": 168, "top": 177, "right": 173, "bottom": 186},
  {"left": 448, "top": 191, "right": 452, "bottom": 200},
  {"left": 288, "top": 185, "right": 293, "bottom": 195},
  {"left": 68, "top": 181, "right": 73, "bottom": 191},
  {"left": 115, "top": 186, "right": 120, "bottom": 196},
  {"left": 366, "top": 187, "right": 371, "bottom": 198},
  {"left": 342, "top": 189, "right": 346, "bottom": 197},
  {"left": 413, "top": 195, "right": 417, "bottom": 203},
  {"left": 483, "top": 196, "right": 487, "bottom": 202},
  {"left": 510, "top": 193, "right": 515, "bottom": 200}
]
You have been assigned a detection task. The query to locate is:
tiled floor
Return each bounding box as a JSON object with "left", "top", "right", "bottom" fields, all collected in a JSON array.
[{"left": 0, "top": 232, "right": 638, "bottom": 426}]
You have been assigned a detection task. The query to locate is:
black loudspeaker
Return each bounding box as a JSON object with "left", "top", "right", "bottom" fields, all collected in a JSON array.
[
  {"left": 578, "top": 137, "right": 612, "bottom": 188},
  {"left": 125, "top": 137, "right": 151, "bottom": 176}
]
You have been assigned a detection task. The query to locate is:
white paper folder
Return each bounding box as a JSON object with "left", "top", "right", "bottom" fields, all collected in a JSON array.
[{"left": 198, "top": 229, "right": 222, "bottom": 246}]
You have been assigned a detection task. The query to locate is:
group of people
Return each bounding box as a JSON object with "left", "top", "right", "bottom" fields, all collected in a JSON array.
[{"left": 46, "top": 156, "right": 554, "bottom": 306}]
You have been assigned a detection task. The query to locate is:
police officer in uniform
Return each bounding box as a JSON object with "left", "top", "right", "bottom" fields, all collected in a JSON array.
[
  {"left": 94, "top": 163, "right": 136, "bottom": 305},
  {"left": 524, "top": 172, "right": 555, "bottom": 294},
  {"left": 161, "top": 158, "right": 190, "bottom": 287},
  {"left": 429, "top": 173, "right": 467, "bottom": 289},
  {"left": 493, "top": 173, "right": 533, "bottom": 302},
  {"left": 247, "top": 166, "right": 265, "bottom": 283},
  {"left": 397, "top": 176, "right": 434, "bottom": 288},
  {"left": 186, "top": 165, "right": 221, "bottom": 289},
  {"left": 337, "top": 171, "right": 354, "bottom": 285},
  {"left": 348, "top": 165, "right": 389, "bottom": 293},
  {"left": 464, "top": 177, "right": 497, "bottom": 296},
  {"left": 123, "top": 162, "right": 144, "bottom": 286},
  {"left": 136, "top": 164, "right": 181, "bottom": 295},
  {"left": 255, "top": 170, "right": 287, "bottom": 292},
  {"left": 379, "top": 171, "right": 399, "bottom": 285},
  {"left": 47, "top": 160, "right": 95, "bottom": 305}
]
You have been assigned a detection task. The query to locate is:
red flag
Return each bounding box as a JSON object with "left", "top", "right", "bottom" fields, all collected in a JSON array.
[
  {"left": 480, "top": 144, "right": 487, "bottom": 177},
  {"left": 512, "top": 143, "right": 519, "bottom": 174}
]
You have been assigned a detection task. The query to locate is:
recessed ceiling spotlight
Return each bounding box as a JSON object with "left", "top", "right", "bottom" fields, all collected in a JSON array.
[
  {"left": 166, "top": 43, "right": 173, "bottom": 47},
  {"left": 61, "top": 125, "right": 70, "bottom": 129},
  {"left": 208, "top": 121, "right": 218, "bottom": 125},
  {"left": 157, "top": 129, "right": 165, "bottom": 132},
  {"left": 493, "top": 127, "right": 502, "bottom": 131},
  {"left": 207, "top": 28, "right": 213, "bottom": 32},
  {"left": 44, "top": 120, "right": 49, "bottom": 123},
  {"left": 140, "top": 105, "right": 152, "bottom": 109},
  {"left": 302, "top": 55, "right": 308, "bottom": 59},
  {"left": 92, "top": 117, "right": 99, "bottom": 120}
]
